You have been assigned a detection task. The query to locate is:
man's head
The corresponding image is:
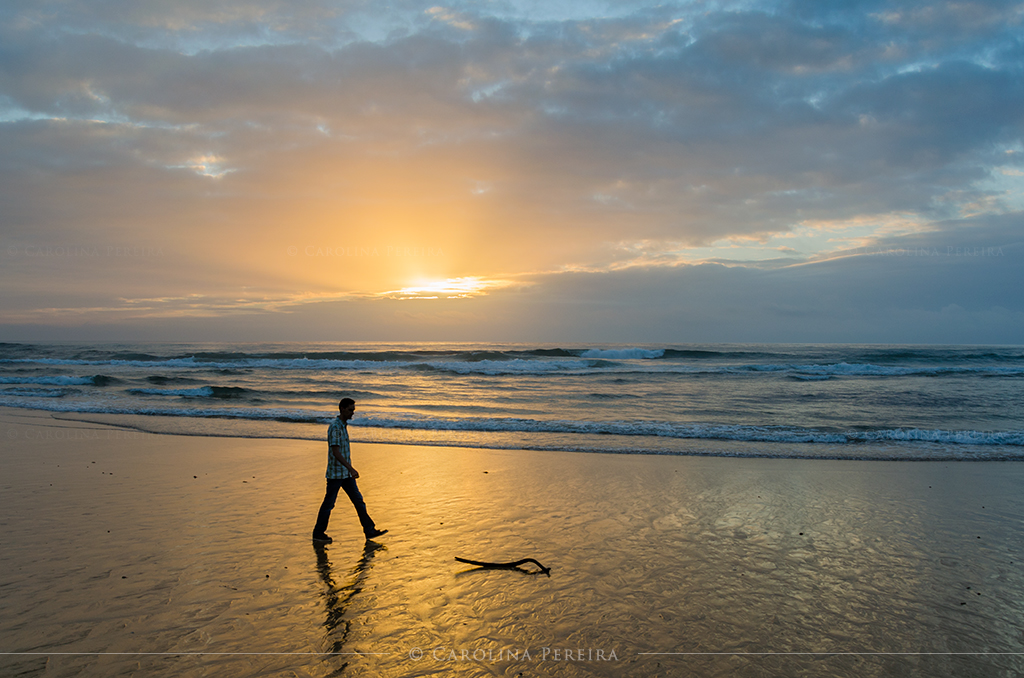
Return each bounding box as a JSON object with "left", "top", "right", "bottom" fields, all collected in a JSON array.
[{"left": 339, "top": 398, "right": 356, "bottom": 421}]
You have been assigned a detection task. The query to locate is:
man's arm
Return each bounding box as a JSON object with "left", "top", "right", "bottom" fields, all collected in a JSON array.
[{"left": 329, "top": 444, "right": 358, "bottom": 479}]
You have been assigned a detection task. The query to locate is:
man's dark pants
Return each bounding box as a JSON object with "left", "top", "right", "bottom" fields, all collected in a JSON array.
[{"left": 314, "top": 477, "right": 376, "bottom": 537}]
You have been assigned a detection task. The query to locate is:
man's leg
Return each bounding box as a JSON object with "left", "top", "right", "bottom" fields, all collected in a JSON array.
[
  {"left": 313, "top": 479, "right": 344, "bottom": 537},
  {"left": 339, "top": 477, "right": 377, "bottom": 536}
]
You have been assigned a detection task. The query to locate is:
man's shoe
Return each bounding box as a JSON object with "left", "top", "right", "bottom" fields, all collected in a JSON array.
[
  {"left": 365, "top": 529, "right": 388, "bottom": 540},
  {"left": 312, "top": 533, "right": 333, "bottom": 543}
]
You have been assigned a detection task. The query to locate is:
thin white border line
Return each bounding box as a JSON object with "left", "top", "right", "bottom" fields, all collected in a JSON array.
[
  {"left": 0, "top": 655, "right": 389, "bottom": 659},
  {"left": 638, "top": 655, "right": 1024, "bottom": 659},
  {"left": 6, "top": 651, "right": 1021, "bottom": 658}
]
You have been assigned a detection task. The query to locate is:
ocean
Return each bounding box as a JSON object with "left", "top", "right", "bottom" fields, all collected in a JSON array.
[{"left": 1, "top": 341, "right": 1022, "bottom": 461}]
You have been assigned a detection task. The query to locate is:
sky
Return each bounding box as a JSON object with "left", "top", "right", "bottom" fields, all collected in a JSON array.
[{"left": 1, "top": 0, "right": 1022, "bottom": 344}]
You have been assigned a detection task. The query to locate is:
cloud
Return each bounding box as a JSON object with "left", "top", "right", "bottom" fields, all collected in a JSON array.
[
  {"left": 495, "top": 212, "right": 1024, "bottom": 343},
  {"left": 1, "top": 0, "right": 1022, "bottom": 340}
]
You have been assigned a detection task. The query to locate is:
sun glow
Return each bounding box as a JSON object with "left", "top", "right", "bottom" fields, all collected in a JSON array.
[{"left": 378, "top": 277, "right": 515, "bottom": 300}]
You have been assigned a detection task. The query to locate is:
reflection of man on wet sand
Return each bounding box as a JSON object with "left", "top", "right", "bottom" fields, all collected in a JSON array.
[
  {"left": 313, "top": 540, "right": 384, "bottom": 655},
  {"left": 312, "top": 398, "right": 388, "bottom": 543}
]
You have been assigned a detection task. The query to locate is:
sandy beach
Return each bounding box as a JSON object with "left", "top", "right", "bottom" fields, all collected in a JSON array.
[{"left": 1, "top": 406, "right": 1023, "bottom": 677}]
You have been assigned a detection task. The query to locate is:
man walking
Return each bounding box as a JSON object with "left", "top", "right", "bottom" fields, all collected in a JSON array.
[{"left": 312, "top": 398, "right": 387, "bottom": 543}]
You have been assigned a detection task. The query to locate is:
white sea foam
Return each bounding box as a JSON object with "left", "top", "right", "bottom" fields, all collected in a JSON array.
[
  {"left": 11, "top": 398, "right": 1011, "bottom": 447},
  {"left": 0, "top": 399, "right": 328, "bottom": 423},
  {"left": 4, "top": 355, "right": 1024, "bottom": 378},
  {"left": 0, "top": 356, "right": 595, "bottom": 375},
  {"left": 353, "top": 415, "right": 1024, "bottom": 446},
  {"left": 0, "top": 375, "right": 96, "bottom": 385},
  {"left": 417, "top": 359, "right": 594, "bottom": 375},
  {"left": 129, "top": 386, "right": 216, "bottom": 397},
  {"left": 1, "top": 388, "right": 70, "bottom": 398},
  {"left": 580, "top": 348, "right": 665, "bottom": 359}
]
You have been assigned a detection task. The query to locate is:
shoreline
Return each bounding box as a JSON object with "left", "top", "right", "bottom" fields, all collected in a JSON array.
[
  {"left": 2, "top": 407, "right": 1024, "bottom": 677},
  {"left": 6, "top": 405, "right": 1024, "bottom": 463}
]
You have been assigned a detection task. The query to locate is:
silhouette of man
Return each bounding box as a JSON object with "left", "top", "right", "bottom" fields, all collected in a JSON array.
[{"left": 312, "top": 398, "right": 387, "bottom": 543}]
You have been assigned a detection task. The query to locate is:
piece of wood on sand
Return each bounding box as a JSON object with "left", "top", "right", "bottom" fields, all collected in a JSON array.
[{"left": 455, "top": 556, "right": 551, "bottom": 576}]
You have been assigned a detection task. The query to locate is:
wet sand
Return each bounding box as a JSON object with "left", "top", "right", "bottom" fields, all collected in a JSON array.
[{"left": 1, "top": 406, "right": 1023, "bottom": 677}]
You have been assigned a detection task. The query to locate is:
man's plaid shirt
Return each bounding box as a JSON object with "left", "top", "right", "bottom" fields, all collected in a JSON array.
[{"left": 326, "top": 416, "right": 352, "bottom": 480}]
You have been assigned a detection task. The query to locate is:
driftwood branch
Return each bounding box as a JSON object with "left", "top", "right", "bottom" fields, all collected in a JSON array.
[{"left": 455, "top": 557, "right": 551, "bottom": 576}]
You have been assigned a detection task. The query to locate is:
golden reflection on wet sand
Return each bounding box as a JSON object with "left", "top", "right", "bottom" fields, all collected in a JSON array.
[
  {"left": 314, "top": 539, "right": 385, "bottom": 658},
  {"left": 1, "top": 407, "right": 1023, "bottom": 677}
]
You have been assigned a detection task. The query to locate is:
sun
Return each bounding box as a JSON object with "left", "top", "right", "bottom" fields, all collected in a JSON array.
[{"left": 377, "top": 277, "right": 516, "bottom": 300}]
